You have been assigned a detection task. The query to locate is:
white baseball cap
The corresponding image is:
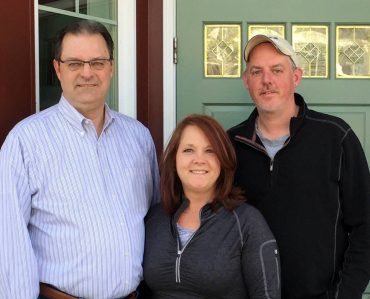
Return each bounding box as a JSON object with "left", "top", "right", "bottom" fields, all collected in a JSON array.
[{"left": 244, "top": 34, "right": 299, "bottom": 67}]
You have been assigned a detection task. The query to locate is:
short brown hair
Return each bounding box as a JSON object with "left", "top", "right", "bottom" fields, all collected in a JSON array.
[
  {"left": 54, "top": 20, "right": 114, "bottom": 61},
  {"left": 160, "top": 114, "right": 244, "bottom": 214}
]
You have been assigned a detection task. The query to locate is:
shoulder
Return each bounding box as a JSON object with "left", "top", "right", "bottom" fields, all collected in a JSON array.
[
  {"left": 233, "top": 203, "right": 272, "bottom": 233},
  {"left": 227, "top": 118, "right": 252, "bottom": 138},
  {"left": 1, "top": 105, "right": 58, "bottom": 150},
  {"left": 111, "top": 112, "right": 154, "bottom": 140},
  {"left": 227, "top": 109, "right": 258, "bottom": 140},
  {"left": 110, "top": 111, "right": 155, "bottom": 150},
  {"left": 234, "top": 202, "right": 266, "bottom": 222},
  {"left": 8, "top": 105, "right": 58, "bottom": 136},
  {"left": 145, "top": 203, "right": 169, "bottom": 223},
  {"left": 111, "top": 111, "right": 150, "bottom": 132},
  {"left": 305, "top": 109, "right": 351, "bottom": 134},
  {"left": 231, "top": 203, "right": 276, "bottom": 246},
  {"left": 145, "top": 204, "right": 171, "bottom": 236}
]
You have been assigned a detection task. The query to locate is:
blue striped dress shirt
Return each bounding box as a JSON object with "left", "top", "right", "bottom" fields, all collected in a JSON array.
[{"left": 0, "top": 96, "right": 160, "bottom": 298}]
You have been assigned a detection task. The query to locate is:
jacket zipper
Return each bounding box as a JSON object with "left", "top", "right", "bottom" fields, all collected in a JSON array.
[{"left": 235, "top": 135, "right": 291, "bottom": 176}]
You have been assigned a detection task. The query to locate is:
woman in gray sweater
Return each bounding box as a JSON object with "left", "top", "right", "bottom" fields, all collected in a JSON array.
[{"left": 143, "top": 114, "right": 280, "bottom": 299}]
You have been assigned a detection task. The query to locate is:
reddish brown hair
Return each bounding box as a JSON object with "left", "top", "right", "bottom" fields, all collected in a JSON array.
[{"left": 160, "top": 114, "right": 244, "bottom": 214}]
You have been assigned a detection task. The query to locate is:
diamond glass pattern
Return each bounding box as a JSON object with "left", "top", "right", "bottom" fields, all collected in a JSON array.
[
  {"left": 204, "top": 24, "right": 241, "bottom": 78},
  {"left": 292, "top": 25, "right": 328, "bottom": 78},
  {"left": 337, "top": 26, "right": 370, "bottom": 78}
]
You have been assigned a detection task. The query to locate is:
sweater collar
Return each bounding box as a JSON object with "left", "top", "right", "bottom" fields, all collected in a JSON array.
[{"left": 173, "top": 196, "right": 218, "bottom": 224}]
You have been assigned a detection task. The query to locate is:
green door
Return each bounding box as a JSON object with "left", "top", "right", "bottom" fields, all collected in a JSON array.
[
  {"left": 176, "top": 0, "right": 370, "bottom": 167},
  {"left": 176, "top": 0, "right": 370, "bottom": 296}
]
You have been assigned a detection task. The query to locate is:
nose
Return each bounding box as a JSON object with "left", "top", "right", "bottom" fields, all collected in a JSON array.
[
  {"left": 192, "top": 152, "right": 206, "bottom": 164},
  {"left": 261, "top": 70, "right": 273, "bottom": 85},
  {"left": 80, "top": 63, "right": 94, "bottom": 78}
]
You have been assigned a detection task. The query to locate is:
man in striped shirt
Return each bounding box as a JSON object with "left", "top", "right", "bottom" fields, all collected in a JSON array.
[{"left": 0, "top": 20, "right": 159, "bottom": 299}]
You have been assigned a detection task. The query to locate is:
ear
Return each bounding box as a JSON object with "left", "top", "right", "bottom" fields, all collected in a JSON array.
[
  {"left": 242, "top": 70, "right": 249, "bottom": 90},
  {"left": 110, "top": 60, "right": 114, "bottom": 79},
  {"left": 53, "top": 59, "right": 62, "bottom": 81},
  {"left": 293, "top": 67, "right": 303, "bottom": 87}
]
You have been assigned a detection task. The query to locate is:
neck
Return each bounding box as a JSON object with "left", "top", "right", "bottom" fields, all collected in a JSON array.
[
  {"left": 178, "top": 195, "right": 211, "bottom": 230},
  {"left": 79, "top": 105, "right": 106, "bottom": 136},
  {"left": 184, "top": 190, "right": 213, "bottom": 208},
  {"left": 257, "top": 104, "right": 299, "bottom": 140}
]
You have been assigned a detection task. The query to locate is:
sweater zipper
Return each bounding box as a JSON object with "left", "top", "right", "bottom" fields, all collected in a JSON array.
[
  {"left": 175, "top": 207, "right": 206, "bottom": 283},
  {"left": 274, "top": 249, "right": 280, "bottom": 289},
  {"left": 175, "top": 230, "right": 196, "bottom": 283}
]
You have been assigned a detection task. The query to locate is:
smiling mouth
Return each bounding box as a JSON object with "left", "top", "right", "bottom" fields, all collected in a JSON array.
[
  {"left": 260, "top": 90, "right": 276, "bottom": 95},
  {"left": 190, "top": 170, "right": 208, "bottom": 174},
  {"left": 77, "top": 83, "right": 97, "bottom": 88}
]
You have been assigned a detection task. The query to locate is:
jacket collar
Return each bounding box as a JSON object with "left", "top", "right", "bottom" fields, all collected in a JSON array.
[
  {"left": 289, "top": 93, "right": 307, "bottom": 137},
  {"left": 233, "top": 93, "right": 307, "bottom": 140}
]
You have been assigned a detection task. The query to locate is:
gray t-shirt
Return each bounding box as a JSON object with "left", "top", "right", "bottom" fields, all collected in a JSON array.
[{"left": 256, "top": 126, "right": 289, "bottom": 159}]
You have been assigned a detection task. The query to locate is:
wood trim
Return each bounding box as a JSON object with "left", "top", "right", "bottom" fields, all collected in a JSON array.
[
  {"left": 136, "top": 0, "right": 163, "bottom": 158},
  {"left": 0, "top": 0, "right": 35, "bottom": 145}
]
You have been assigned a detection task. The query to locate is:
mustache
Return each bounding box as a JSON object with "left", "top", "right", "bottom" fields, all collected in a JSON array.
[{"left": 259, "top": 87, "right": 277, "bottom": 95}]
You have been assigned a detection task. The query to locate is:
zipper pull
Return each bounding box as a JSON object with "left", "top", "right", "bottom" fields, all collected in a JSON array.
[{"left": 270, "top": 159, "right": 274, "bottom": 172}]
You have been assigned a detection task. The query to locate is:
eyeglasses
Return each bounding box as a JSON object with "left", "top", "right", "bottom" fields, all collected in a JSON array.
[{"left": 58, "top": 58, "right": 112, "bottom": 71}]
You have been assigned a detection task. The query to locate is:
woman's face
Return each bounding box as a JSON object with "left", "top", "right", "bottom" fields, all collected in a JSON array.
[{"left": 176, "top": 125, "right": 221, "bottom": 201}]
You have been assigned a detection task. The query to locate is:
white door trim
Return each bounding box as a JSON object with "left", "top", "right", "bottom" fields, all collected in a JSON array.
[
  {"left": 163, "top": 0, "right": 176, "bottom": 146},
  {"left": 118, "top": 0, "right": 137, "bottom": 118}
]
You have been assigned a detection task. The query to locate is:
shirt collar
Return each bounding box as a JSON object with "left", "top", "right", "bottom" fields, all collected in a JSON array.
[
  {"left": 57, "top": 95, "right": 115, "bottom": 133},
  {"left": 102, "top": 103, "right": 115, "bottom": 131}
]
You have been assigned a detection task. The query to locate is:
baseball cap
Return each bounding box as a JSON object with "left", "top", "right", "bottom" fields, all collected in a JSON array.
[{"left": 244, "top": 34, "right": 299, "bottom": 67}]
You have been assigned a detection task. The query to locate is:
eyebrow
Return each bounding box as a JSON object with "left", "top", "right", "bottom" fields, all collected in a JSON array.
[
  {"left": 60, "top": 56, "right": 109, "bottom": 61},
  {"left": 250, "top": 63, "right": 284, "bottom": 69}
]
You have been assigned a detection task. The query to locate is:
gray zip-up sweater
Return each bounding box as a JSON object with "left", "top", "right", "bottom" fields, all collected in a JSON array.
[{"left": 143, "top": 200, "right": 281, "bottom": 299}]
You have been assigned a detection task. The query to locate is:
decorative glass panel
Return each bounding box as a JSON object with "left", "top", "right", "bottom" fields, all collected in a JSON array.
[
  {"left": 248, "top": 25, "right": 285, "bottom": 39},
  {"left": 204, "top": 24, "right": 241, "bottom": 78},
  {"left": 292, "top": 25, "right": 328, "bottom": 78},
  {"left": 336, "top": 26, "right": 370, "bottom": 78}
]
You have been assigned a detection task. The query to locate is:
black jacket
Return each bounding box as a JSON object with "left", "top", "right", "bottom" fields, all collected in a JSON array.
[
  {"left": 228, "top": 93, "right": 370, "bottom": 299},
  {"left": 144, "top": 201, "right": 280, "bottom": 299}
]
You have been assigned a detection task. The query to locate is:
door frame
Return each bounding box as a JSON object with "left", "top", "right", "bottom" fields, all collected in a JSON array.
[{"left": 163, "top": 0, "right": 176, "bottom": 146}]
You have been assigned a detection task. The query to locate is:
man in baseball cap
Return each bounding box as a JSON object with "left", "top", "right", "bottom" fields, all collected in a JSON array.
[
  {"left": 228, "top": 34, "right": 370, "bottom": 299},
  {"left": 244, "top": 34, "right": 300, "bottom": 67}
]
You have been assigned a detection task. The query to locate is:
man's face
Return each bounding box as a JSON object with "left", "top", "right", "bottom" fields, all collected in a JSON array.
[
  {"left": 243, "top": 42, "right": 302, "bottom": 115},
  {"left": 53, "top": 33, "right": 113, "bottom": 112}
]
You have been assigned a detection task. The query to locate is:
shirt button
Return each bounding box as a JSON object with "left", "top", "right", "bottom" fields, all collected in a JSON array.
[{"left": 80, "top": 131, "right": 85, "bottom": 136}]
